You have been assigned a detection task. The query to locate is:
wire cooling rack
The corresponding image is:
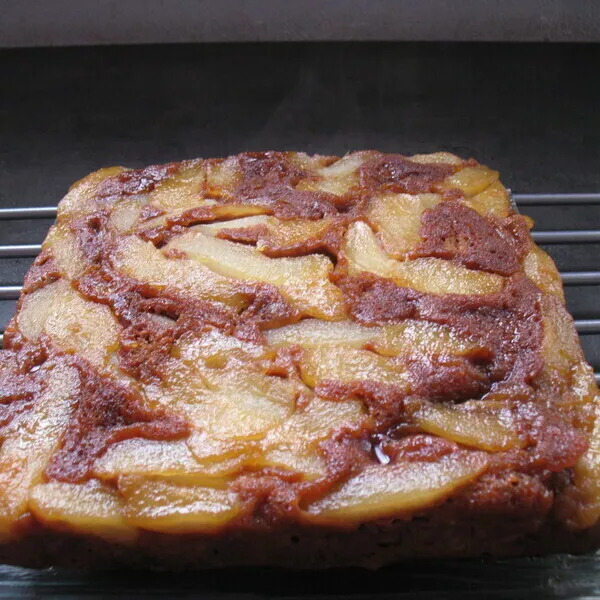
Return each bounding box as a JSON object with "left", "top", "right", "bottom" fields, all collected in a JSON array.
[{"left": 0, "top": 193, "right": 597, "bottom": 384}]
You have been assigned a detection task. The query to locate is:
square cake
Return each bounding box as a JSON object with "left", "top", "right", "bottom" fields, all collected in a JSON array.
[{"left": 0, "top": 151, "right": 598, "bottom": 568}]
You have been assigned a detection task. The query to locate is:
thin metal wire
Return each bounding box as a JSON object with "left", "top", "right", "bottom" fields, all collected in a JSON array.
[
  {"left": 0, "top": 244, "right": 42, "bottom": 257},
  {"left": 531, "top": 231, "right": 600, "bottom": 244},
  {"left": 0, "top": 286, "right": 22, "bottom": 299},
  {"left": 575, "top": 320, "right": 600, "bottom": 334},
  {"left": 0, "top": 207, "right": 57, "bottom": 219},
  {"left": 561, "top": 272, "right": 600, "bottom": 285},
  {"left": 514, "top": 193, "right": 600, "bottom": 205}
]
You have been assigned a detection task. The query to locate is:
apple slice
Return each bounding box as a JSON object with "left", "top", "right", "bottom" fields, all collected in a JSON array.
[
  {"left": 306, "top": 452, "right": 488, "bottom": 524},
  {"left": 29, "top": 480, "right": 136, "bottom": 543},
  {"left": 198, "top": 215, "right": 337, "bottom": 254},
  {"left": 414, "top": 402, "right": 523, "bottom": 452},
  {"left": 185, "top": 431, "right": 257, "bottom": 477},
  {"left": 464, "top": 180, "right": 511, "bottom": 219},
  {"left": 152, "top": 365, "right": 296, "bottom": 441},
  {"left": 568, "top": 394, "right": 600, "bottom": 529},
  {"left": 108, "top": 197, "right": 147, "bottom": 233},
  {"left": 17, "top": 280, "right": 120, "bottom": 372},
  {"left": 119, "top": 475, "right": 241, "bottom": 533},
  {"left": 148, "top": 160, "right": 205, "bottom": 211},
  {"left": 0, "top": 363, "right": 79, "bottom": 541},
  {"left": 255, "top": 397, "right": 367, "bottom": 479},
  {"left": 366, "top": 193, "right": 441, "bottom": 257},
  {"left": 138, "top": 202, "right": 269, "bottom": 236},
  {"left": 343, "top": 221, "right": 503, "bottom": 295},
  {"left": 296, "top": 153, "right": 366, "bottom": 196},
  {"left": 205, "top": 156, "right": 241, "bottom": 199},
  {"left": 145, "top": 330, "right": 297, "bottom": 446},
  {"left": 94, "top": 435, "right": 247, "bottom": 484},
  {"left": 265, "top": 318, "right": 477, "bottom": 358},
  {"left": 441, "top": 165, "right": 499, "bottom": 197},
  {"left": 524, "top": 246, "right": 564, "bottom": 300},
  {"left": 541, "top": 296, "right": 586, "bottom": 376},
  {"left": 111, "top": 235, "right": 246, "bottom": 309},
  {"left": 43, "top": 222, "right": 87, "bottom": 279},
  {"left": 58, "top": 166, "right": 128, "bottom": 219},
  {"left": 166, "top": 229, "right": 346, "bottom": 319},
  {"left": 300, "top": 346, "right": 410, "bottom": 388},
  {"left": 94, "top": 439, "right": 201, "bottom": 480},
  {"left": 408, "top": 152, "right": 463, "bottom": 166},
  {"left": 266, "top": 319, "right": 378, "bottom": 348},
  {"left": 198, "top": 215, "right": 271, "bottom": 237}
]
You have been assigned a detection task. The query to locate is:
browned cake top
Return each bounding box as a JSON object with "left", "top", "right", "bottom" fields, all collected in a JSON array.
[{"left": 0, "top": 150, "right": 598, "bottom": 543}]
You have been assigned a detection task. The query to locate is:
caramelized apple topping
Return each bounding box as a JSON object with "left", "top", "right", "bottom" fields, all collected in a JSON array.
[{"left": 0, "top": 150, "right": 595, "bottom": 540}]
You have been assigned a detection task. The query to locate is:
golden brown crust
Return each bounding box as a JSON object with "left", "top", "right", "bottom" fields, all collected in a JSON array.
[{"left": 0, "top": 150, "right": 598, "bottom": 567}]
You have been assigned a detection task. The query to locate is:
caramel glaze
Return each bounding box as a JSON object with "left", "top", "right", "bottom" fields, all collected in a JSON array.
[{"left": 0, "top": 151, "right": 592, "bottom": 530}]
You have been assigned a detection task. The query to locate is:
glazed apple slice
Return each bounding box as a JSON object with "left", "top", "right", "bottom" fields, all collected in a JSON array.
[
  {"left": 145, "top": 330, "right": 297, "bottom": 453},
  {"left": 166, "top": 229, "right": 346, "bottom": 319},
  {"left": 306, "top": 452, "right": 488, "bottom": 524},
  {"left": 95, "top": 439, "right": 202, "bottom": 480},
  {"left": 414, "top": 402, "right": 523, "bottom": 452},
  {"left": 296, "top": 153, "right": 367, "bottom": 196},
  {"left": 343, "top": 221, "right": 504, "bottom": 295},
  {"left": 147, "top": 159, "right": 206, "bottom": 211},
  {"left": 205, "top": 156, "right": 241, "bottom": 199},
  {"left": 146, "top": 363, "right": 295, "bottom": 445},
  {"left": 299, "top": 345, "right": 410, "bottom": 388},
  {"left": 58, "top": 166, "right": 127, "bottom": 219},
  {"left": 463, "top": 180, "right": 511, "bottom": 219},
  {"left": 198, "top": 214, "right": 338, "bottom": 255},
  {"left": 569, "top": 395, "right": 600, "bottom": 529},
  {"left": 111, "top": 235, "right": 246, "bottom": 309},
  {"left": 541, "top": 295, "right": 588, "bottom": 376},
  {"left": 29, "top": 480, "right": 136, "bottom": 543},
  {"left": 0, "top": 363, "right": 79, "bottom": 541},
  {"left": 119, "top": 475, "right": 241, "bottom": 533},
  {"left": 42, "top": 222, "right": 87, "bottom": 279},
  {"left": 17, "top": 280, "right": 120, "bottom": 372},
  {"left": 408, "top": 152, "right": 463, "bottom": 166},
  {"left": 367, "top": 193, "right": 441, "bottom": 257},
  {"left": 266, "top": 318, "right": 477, "bottom": 358},
  {"left": 441, "top": 165, "right": 499, "bottom": 197},
  {"left": 255, "top": 397, "right": 367, "bottom": 479},
  {"left": 524, "top": 246, "right": 565, "bottom": 300}
]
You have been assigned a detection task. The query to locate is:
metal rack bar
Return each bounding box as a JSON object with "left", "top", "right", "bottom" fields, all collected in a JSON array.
[
  {"left": 0, "top": 286, "right": 22, "bottom": 299},
  {"left": 531, "top": 231, "right": 600, "bottom": 244},
  {"left": 575, "top": 320, "right": 600, "bottom": 334},
  {"left": 0, "top": 244, "right": 42, "bottom": 257},
  {"left": 0, "top": 207, "right": 57, "bottom": 219},
  {"left": 561, "top": 272, "right": 600, "bottom": 285},
  {"left": 514, "top": 193, "right": 600, "bottom": 205}
]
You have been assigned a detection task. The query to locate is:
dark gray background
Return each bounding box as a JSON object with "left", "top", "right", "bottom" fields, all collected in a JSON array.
[{"left": 1, "top": 0, "right": 600, "bottom": 46}]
